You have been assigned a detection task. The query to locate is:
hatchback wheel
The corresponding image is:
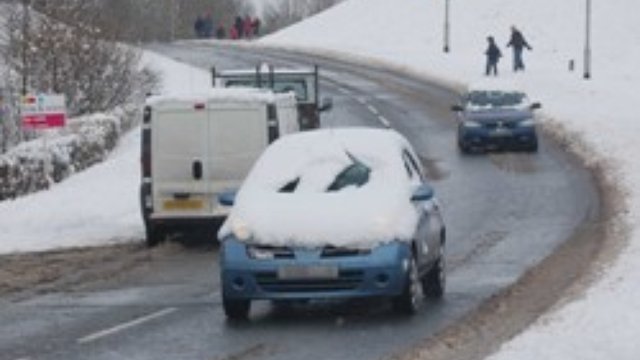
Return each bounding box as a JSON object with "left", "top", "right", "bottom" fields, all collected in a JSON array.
[
  {"left": 423, "top": 248, "right": 446, "bottom": 298},
  {"left": 392, "top": 256, "right": 423, "bottom": 315},
  {"left": 223, "top": 296, "right": 251, "bottom": 320}
]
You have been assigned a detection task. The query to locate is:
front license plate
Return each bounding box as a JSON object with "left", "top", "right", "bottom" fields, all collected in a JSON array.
[
  {"left": 278, "top": 265, "right": 339, "bottom": 280},
  {"left": 490, "top": 129, "right": 512, "bottom": 137},
  {"left": 163, "top": 198, "right": 204, "bottom": 210}
]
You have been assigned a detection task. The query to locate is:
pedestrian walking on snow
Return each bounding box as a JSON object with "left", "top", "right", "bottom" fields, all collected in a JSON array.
[
  {"left": 507, "top": 26, "right": 532, "bottom": 72},
  {"left": 485, "top": 36, "right": 502, "bottom": 76}
]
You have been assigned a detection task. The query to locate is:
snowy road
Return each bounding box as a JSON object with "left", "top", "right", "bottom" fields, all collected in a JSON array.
[{"left": 0, "top": 44, "right": 601, "bottom": 360}]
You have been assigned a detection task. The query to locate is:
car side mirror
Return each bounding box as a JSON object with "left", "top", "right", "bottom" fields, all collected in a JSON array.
[
  {"left": 319, "top": 97, "right": 333, "bottom": 112},
  {"left": 411, "top": 184, "right": 434, "bottom": 202},
  {"left": 530, "top": 102, "right": 542, "bottom": 110},
  {"left": 451, "top": 104, "right": 464, "bottom": 112},
  {"left": 218, "top": 190, "right": 237, "bottom": 207}
]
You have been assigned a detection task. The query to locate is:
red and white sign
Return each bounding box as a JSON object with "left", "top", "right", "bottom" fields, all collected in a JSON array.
[{"left": 21, "top": 94, "right": 67, "bottom": 129}]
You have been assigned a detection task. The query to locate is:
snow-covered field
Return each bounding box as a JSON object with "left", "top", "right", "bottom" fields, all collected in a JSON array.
[
  {"left": 259, "top": 0, "right": 640, "bottom": 359},
  {"left": 1, "top": 0, "right": 639, "bottom": 358}
]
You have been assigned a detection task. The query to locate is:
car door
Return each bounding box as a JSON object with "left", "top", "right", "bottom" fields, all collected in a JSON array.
[
  {"left": 402, "top": 150, "right": 431, "bottom": 269},
  {"left": 403, "top": 150, "right": 442, "bottom": 268}
]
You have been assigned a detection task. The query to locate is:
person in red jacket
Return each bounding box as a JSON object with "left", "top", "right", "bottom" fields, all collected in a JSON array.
[{"left": 243, "top": 15, "right": 253, "bottom": 39}]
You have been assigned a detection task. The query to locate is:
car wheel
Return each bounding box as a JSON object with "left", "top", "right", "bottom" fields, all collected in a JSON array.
[
  {"left": 528, "top": 140, "right": 539, "bottom": 153},
  {"left": 392, "top": 256, "right": 423, "bottom": 315},
  {"left": 223, "top": 296, "right": 251, "bottom": 320},
  {"left": 458, "top": 141, "right": 471, "bottom": 154},
  {"left": 422, "top": 249, "right": 446, "bottom": 299},
  {"left": 145, "top": 225, "right": 163, "bottom": 248}
]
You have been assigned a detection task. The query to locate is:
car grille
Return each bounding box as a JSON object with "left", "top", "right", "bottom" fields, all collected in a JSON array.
[
  {"left": 484, "top": 121, "right": 516, "bottom": 129},
  {"left": 254, "top": 270, "right": 364, "bottom": 293},
  {"left": 321, "top": 246, "right": 370, "bottom": 258}
]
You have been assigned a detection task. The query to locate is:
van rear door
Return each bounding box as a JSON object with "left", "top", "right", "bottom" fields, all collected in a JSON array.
[
  {"left": 152, "top": 103, "right": 213, "bottom": 219},
  {"left": 207, "top": 102, "right": 269, "bottom": 192}
]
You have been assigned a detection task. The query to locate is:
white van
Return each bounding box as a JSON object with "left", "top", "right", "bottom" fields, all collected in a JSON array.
[{"left": 140, "top": 88, "right": 298, "bottom": 246}]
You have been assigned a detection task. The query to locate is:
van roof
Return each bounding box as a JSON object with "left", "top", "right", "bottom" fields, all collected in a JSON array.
[{"left": 146, "top": 88, "right": 295, "bottom": 106}]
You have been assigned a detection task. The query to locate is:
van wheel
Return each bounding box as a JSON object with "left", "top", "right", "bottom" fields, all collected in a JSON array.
[
  {"left": 145, "top": 225, "right": 163, "bottom": 247},
  {"left": 223, "top": 297, "right": 251, "bottom": 320},
  {"left": 392, "top": 256, "right": 423, "bottom": 315}
]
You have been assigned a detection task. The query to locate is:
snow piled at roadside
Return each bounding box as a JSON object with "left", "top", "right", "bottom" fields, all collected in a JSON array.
[
  {"left": 0, "top": 53, "right": 211, "bottom": 254},
  {"left": 260, "top": 0, "right": 640, "bottom": 359}
]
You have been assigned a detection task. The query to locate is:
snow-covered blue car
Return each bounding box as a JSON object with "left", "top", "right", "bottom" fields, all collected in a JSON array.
[
  {"left": 452, "top": 88, "right": 542, "bottom": 153},
  {"left": 217, "top": 128, "right": 446, "bottom": 320}
]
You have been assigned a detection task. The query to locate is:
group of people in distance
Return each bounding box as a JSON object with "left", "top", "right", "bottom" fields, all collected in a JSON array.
[
  {"left": 485, "top": 26, "right": 532, "bottom": 76},
  {"left": 194, "top": 14, "right": 261, "bottom": 40}
]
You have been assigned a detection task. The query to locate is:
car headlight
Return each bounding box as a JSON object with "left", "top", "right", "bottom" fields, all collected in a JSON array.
[
  {"left": 518, "top": 119, "right": 535, "bottom": 127},
  {"left": 231, "top": 218, "right": 252, "bottom": 241},
  {"left": 462, "top": 120, "right": 482, "bottom": 128}
]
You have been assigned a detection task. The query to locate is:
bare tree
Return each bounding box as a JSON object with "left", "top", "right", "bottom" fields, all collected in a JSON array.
[{"left": 1, "top": 0, "right": 158, "bottom": 118}]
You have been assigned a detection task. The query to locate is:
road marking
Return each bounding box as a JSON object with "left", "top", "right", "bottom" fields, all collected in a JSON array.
[
  {"left": 77, "top": 307, "right": 177, "bottom": 344},
  {"left": 378, "top": 116, "right": 391, "bottom": 128},
  {"left": 356, "top": 97, "right": 368, "bottom": 105},
  {"left": 337, "top": 87, "right": 352, "bottom": 95},
  {"left": 366, "top": 104, "right": 379, "bottom": 115}
]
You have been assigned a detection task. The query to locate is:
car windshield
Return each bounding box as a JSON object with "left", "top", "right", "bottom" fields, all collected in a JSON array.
[
  {"left": 278, "top": 156, "right": 371, "bottom": 193},
  {"left": 225, "top": 79, "right": 308, "bottom": 101},
  {"left": 465, "top": 91, "right": 526, "bottom": 108}
]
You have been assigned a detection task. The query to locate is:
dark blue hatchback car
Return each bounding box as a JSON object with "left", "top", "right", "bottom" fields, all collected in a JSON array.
[
  {"left": 217, "top": 128, "right": 447, "bottom": 320},
  {"left": 452, "top": 89, "right": 542, "bottom": 153}
]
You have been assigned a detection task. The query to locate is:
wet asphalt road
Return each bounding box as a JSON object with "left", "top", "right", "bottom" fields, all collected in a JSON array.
[{"left": 0, "top": 43, "right": 599, "bottom": 360}]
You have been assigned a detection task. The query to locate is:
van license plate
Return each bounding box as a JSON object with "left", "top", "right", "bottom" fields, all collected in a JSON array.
[
  {"left": 278, "top": 265, "right": 339, "bottom": 280},
  {"left": 163, "top": 199, "right": 204, "bottom": 210}
]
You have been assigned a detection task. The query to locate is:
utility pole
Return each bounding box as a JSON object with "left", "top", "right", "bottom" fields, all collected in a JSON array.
[
  {"left": 443, "top": 0, "right": 450, "bottom": 53},
  {"left": 583, "top": 0, "right": 592, "bottom": 79}
]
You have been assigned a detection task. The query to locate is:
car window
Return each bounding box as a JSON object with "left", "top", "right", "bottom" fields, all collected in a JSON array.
[
  {"left": 403, "top": 150, "right": 424, "bottom": 181},
  {"left": 224, "top": 79, "right": 308, "bottom": 101}
]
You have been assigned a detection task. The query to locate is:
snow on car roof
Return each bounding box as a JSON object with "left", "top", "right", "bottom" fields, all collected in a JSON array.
[
  {"left": 146, "top": 87, "right": 294, "bottom": 107},
  {"left": 219, "top": 128, "right": 422, "bottom": 249}
]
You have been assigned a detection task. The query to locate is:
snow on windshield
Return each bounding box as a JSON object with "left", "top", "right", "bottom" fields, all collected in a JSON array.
[{"left": 218, "top": 128, "right": 421, "bottom": 249}]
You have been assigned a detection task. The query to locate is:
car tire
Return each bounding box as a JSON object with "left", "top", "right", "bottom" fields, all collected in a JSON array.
[
  {"left": 145, "top": 225, "right": 163, "bottom": 248},
  {"left": 528, "top": 140, "right": 539, "bottom": 153},
  {"left": 458, "top": 141, "right": 471, "bottom": 154},
  {"left": 392, "top": 256, "right": 423, "bottom": 315},
  {"left": 223, "top": 296, "right": 251, "bottom": 320},
  {"left": 422, "top": 250, "right": 446, "bottom": 299}
]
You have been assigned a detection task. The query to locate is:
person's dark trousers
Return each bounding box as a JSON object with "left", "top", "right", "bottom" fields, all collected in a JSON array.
[
  {"left": 513, "top": 47, "right": 525, "bottom": 71},
  {"left": 486, "top": 61, "right": 498, "bottom": 76}
]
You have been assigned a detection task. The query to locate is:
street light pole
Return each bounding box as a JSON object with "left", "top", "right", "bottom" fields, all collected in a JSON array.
[
  {"left": 583, "top": 0, "right": 592, "bottom": 79},
  {"left": 443, "top": 0, "right": 450, "bottom": 53}
]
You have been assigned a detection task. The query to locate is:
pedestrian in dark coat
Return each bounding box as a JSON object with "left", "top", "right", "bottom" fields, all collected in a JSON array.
[
  {"left": 485, "top": 36, "right": 502, "bottom": 76},
  {"left": 194, "top": 16, "right": 204, "bottom": 38},
  {"left": 216, "top": 25, "right": 226, "bottom": 39},
  {"left": 507, "top": 26, "right": 532, "bottom": 71},
  {"left": 234, "top": 16, "right": 244, "bottom": 38}
]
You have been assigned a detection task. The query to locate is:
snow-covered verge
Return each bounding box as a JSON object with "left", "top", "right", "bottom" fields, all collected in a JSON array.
[
  {"left": 0, "top": 109, "right": 136, "bottom": 201},
  {"left": 0, "top": 52, "right": 210, "bottom": 254},
  {"left": 258, "top": 0, "right": 640, "bottom": 359}
]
